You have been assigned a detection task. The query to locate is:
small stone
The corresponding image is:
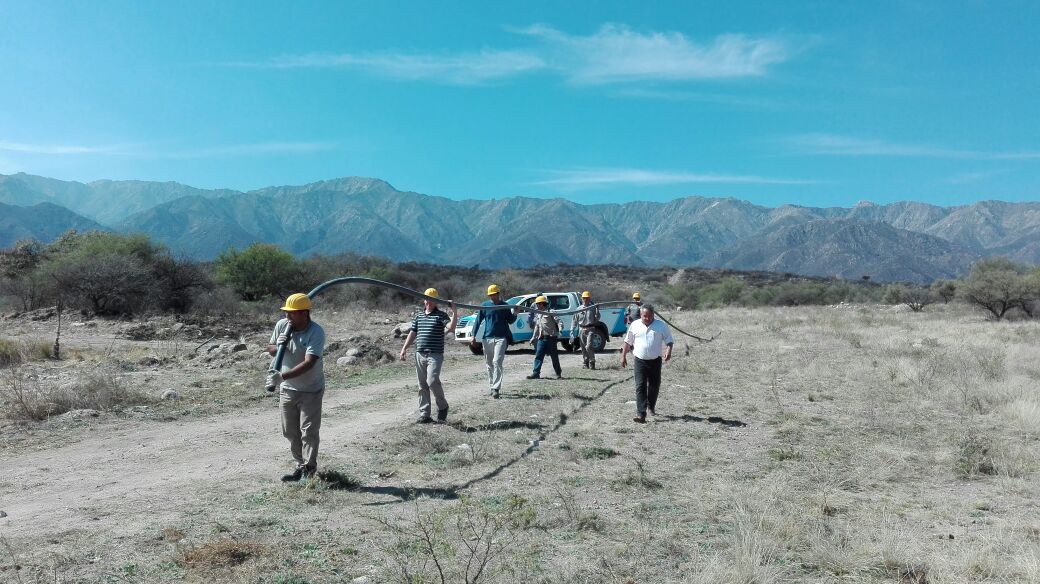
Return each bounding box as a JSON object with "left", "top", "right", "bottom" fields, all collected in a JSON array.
[
  {"left": 337, "top": 356, "right": 359, "bottom": 367},
  {"left": 346, "top": 348, "right": 361, "bottom": 357},
  {"left": 352, "top": 576, "right": 371, "bottom": 584},
  {"left": 161, "top": 389, "right": 180, "bottom": 401},
  {"left": 0, "top": 510, "right": 7, "bottom": 518},
  {"left": 230, "top": 343, "right": 247, "bottom": 352}
]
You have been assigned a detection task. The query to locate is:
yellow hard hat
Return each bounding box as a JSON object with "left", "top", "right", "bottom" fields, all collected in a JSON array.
[
  {"left": 632, "top": 292, "right": 641, "bottom": 300},
  {"left": 487, "top": 284, "right": 500, "bottom": 295},
  {"left": 424, "top": 288, "right": 439, "bottom": 298},
  {"left": 581, "top": 291, "right": 591, "bottom": 298},
  {"left": 535, "top": 295, "right": 548, "bottom": 304},
  {"left": 280, "top": 293, "right": 312, "bottom": 311}
]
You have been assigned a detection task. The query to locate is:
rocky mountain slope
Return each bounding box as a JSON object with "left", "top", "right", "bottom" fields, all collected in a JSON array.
[{"left": 2, "top": 172, "right": 1037, "bottom": 282}]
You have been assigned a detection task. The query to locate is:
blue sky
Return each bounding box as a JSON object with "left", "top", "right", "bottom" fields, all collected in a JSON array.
[{"left": 1, "top": 1, "right": 1038, "bottom": 207}]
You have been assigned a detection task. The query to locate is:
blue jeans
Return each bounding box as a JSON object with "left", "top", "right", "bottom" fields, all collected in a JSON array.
[{"left": 532, "top": 337, "right": 561, "bottom": 377}]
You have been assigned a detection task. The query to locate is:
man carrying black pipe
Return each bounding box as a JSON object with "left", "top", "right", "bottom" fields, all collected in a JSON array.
[
  {"left": 266, "top": 293, "right": 326, "bottom": 482},
  {"left": 399, "top": 287, "right": 458, "bottom": 423}
]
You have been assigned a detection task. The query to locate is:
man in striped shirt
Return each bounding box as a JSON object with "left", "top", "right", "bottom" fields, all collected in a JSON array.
[{"left": 399, "top": 288, "right": 459, "bottom": 423}]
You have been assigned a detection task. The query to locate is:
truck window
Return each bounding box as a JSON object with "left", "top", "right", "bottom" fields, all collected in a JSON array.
[{"left": 549, "top": 295, "right": 569, "bottom": 310}]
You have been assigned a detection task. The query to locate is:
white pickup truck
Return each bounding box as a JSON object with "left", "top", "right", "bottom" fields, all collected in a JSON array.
[{"left": 454, "top": 292, "right": 627, "bottom": 355}]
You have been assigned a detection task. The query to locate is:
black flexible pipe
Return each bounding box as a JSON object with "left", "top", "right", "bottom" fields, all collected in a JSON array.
[{"left": 268, "top": 277, "right": 715, "bottom": 385}]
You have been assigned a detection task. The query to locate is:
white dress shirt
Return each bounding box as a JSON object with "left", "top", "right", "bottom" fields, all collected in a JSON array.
[{"left": 623, "top": 319, "right": 674, "bottom": 360}]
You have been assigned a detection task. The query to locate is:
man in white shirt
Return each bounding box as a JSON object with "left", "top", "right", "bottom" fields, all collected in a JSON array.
[{"left": 620, "top": 304, "right": 674, "bottom": 423}]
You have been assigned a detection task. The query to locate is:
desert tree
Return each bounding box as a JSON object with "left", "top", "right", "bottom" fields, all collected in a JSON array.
[
  {"left": 930, "top": 279, "right": 957, "bottom": 303},
  {"left": 215, "top": 243, "right": 300, "bottom": 301},
  {"left": 957, "top": 257, "right": 1032, "bottom": 320},
  {"left": 884, "top": 284, "right": 936, "bottom": 312}
]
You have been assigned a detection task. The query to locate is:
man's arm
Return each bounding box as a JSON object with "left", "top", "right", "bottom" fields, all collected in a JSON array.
[
  {"left": 664, "top": 342, "right": 673, "bottom": 362},
  {"left": 446, "top": 301, "right": 459, "bottom": 333},
  {"left": 399, "top": 330, "right": 417, "bottom": 360},
  {"left": 620, "top": 341, "right": 631, "bottom": 368},
  {"left": 469, "top": 310, "right": 484, "bottom": 345},
  {"left": 282, "top": 354, "right": 319, "bottom": 380}
]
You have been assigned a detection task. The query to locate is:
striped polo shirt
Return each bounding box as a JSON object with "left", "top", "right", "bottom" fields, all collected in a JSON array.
[{"left": 411, "top": 308, "right": 451, "bottom": 353}]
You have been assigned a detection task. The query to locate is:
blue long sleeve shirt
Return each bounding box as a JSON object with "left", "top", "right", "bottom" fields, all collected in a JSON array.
[{"left": 471, "top": 299, "right": 517, "bottom": 340}]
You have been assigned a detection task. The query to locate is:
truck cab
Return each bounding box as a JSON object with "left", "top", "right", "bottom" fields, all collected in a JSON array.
[{"left": 455, "top": 292, "right": 626, "bottom": 355}]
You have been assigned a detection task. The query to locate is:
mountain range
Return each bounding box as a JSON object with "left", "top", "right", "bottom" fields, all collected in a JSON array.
[{"left": 1, "top": 171, "right": 1038, "bottom": 283}]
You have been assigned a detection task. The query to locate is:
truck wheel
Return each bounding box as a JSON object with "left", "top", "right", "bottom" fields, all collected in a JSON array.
[
  {"left": 468, "top": 343, "right": 484, "bottom": 355},
  {"left": 590, "top": 328, "right": 607, "bottom": 353}
]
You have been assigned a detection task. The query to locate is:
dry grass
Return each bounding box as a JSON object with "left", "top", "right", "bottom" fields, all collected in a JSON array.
[
  {"left": 5, "top": 302, "right": 1040, "bottom": 583},
  {"left": 177, "top": 539, "right": 271, "bottom": 568},
  {"left": 1, "top": 369, "right": 151, "bottom": 421},
  {"left": 0, "top": 337, "right": 52, "bottom": 368}
]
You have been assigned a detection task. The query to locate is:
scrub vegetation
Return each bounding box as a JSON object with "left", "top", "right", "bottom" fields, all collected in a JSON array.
[{"left": 1, "top": 233, "right": 1040, "bottom": 582}]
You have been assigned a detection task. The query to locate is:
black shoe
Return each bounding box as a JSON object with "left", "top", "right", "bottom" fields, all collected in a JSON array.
[
  {"left": 590, "top": 363, "right": 595, "bottom": 370},
  {"left": 526, "top": 373, "right": 540, "bottom": 379},
  {"left": 437, "top": 407, "right": 449, "bottom": 422},
  {"left": 556, "top": 373, "right": 562, "bottom": 379},
  {"left": 416, "top": 416, "right": 433, "bottom": 424},
  {"left": 281, "top": 467, "right": 304, "bottom": 482},
  {"left": 492, "top": 393, "right": 500, "bottom": 399},
  {"left": 633, "top": 416, "right": 646, "bottom": 424},
  {"left": 302, "top": 466, "right": 316, "bottom": 479},
  {"left": 648, "top": 408, "right": 656, "bottom": 416}
]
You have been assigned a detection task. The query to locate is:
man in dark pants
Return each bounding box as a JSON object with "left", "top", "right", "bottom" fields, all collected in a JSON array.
[
  {"left": 527, "top": 296, "right": 563, "bottom": 379},
  {"left": 619, "top": 304, "right": 674, "bottom": 423}
]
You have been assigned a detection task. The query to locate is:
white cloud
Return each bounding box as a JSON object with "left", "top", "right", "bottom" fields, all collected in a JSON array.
[
  {"left": 0, "top": 139, "right": 335, "bottom": 159},
  {"left": 253, "top": 49, "right": 545, "bottom": 84},
  {"left": 786, "top": 133, "right": 1040, "bottom": 160},
  {"left": 169, "top": 141, "right": 335, "bottom": 158},
  {"left": 534, "top": 167, "right": 816, "bottom": 189},
  {"left": 517, "top": 24, "right": 792, "bottom": 84},
  {"left": 0, "top": 140, "right": 117, "bottom": 155},
  {"left": 225, "top": 24, "right": 794, "bottom": 86}
]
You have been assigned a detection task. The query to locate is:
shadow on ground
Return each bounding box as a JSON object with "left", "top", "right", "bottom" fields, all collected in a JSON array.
[{"left": 655, "top": 413, "right": 748, "bottom": 427}]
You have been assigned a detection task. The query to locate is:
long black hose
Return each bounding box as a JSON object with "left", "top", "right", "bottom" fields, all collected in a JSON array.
[{"left": 269, "top": 277, "right": 715, "bottom": 377}]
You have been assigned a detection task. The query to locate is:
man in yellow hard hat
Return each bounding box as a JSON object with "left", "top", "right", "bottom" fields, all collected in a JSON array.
[
  {"left": 527, "top": 296, "right": 563, "bottom": 379},
  {"left": 469, "top": 284, "right": 518, "bottom": 398},
  {"left": 266, "top": 293, "right": 326, "bottom": 482},
  {"left": 575, "top": 290, "right": 600, "bottom": 370},
  {"left": 624, "top": 292, "right": 643, "bottom": 326},
  {"left": 399, "top": 288, "right": 458, "bottom": 423}
]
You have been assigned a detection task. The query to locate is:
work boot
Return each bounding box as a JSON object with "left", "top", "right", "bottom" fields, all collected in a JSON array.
[
  {"left": 555, "top": 372, "right": 562, "bottom": 379},
  {"left": 590, "top": 363, "right": 596, "bottom": 370},
  {"left": 302, "top": 466, "right": 317, "bottom": 479},
  {"left": 633, "top": 416, "right": 646, "bottom": 424},
  {"left": 437, "top": 406, "right": 449, "bottom": 422},
  {"left": 281, "top": 467, "right": 304, "bottom": 482},
  {"left": 526, "top": 373, "right": 540, "bottom": 379},
  {"left": 416, "top": 415, "right": 433, "bottom": 424}
]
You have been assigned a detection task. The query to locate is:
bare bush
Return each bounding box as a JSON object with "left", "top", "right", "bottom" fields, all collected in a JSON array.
[{"left": 373, "top": 495, "right": 533, "bottom": 584}]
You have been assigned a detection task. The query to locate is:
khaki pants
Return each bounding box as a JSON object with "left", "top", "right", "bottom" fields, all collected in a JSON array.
[
  {"left": 579, "top": 327, "right": 597, "bottom": 367},
  {"left": 415, "top": 351, "right": 447, "bottom": 417},
  {"left": 280, "top": 388, "right": 324, "bottom": 470},
  {"left": 482, "top": 338, "right": 507, "bottom": 394}
]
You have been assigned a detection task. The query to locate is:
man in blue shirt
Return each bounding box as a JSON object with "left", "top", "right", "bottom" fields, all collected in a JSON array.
[{"left": 469, "top": 284, "right": 518, "bottom": 398}]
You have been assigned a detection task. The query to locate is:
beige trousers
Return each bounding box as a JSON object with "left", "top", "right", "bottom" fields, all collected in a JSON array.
[{"left": 280, "top": 388, "right": 324, "bottom": 470}]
